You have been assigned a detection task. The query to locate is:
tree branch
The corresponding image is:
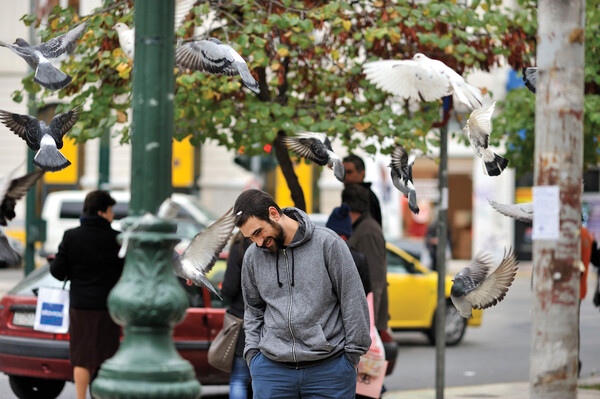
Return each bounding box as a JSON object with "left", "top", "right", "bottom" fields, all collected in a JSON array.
[{"left": 273, "top": 130, "right": 306, "bottom": 211}]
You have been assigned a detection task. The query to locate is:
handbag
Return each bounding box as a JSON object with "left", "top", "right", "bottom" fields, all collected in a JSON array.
[
  {"left": 34, "top": 283, "right": 70, "bottom": 334},
  {"left": 208, "top": 311, "right": 244, "bottom": 372}
]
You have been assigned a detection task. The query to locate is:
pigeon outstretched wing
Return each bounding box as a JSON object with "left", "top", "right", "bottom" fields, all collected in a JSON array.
[
  {"left": 49, "top": 105, "right": 82, "bottom": 148},
  {"left": 0, "top": 229, "right": 21, "bottom": 266},
  {"left": 0, "top": 166, "right": 45, "bottom": 226},
  {"left": 37, "top": 21, "right": 88, "bottom": 59},
  {"left": 463, "top": 248, "right": 519, "bottom": 310},
  {"left": 489, "top": 200, "right": 533, "bottom": 223},
  {"left": 0, "top": 110, "right": 42, "bottom": 150},
  {"left": 283, "top": 132, "right": 330, "bottom": 165}
]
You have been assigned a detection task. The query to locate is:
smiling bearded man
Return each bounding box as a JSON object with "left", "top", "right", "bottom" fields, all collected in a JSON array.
[{"left": 233, "top": 189, "right": 371, "bottom": 399}]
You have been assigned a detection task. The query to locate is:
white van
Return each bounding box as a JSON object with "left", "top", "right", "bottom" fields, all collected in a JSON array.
[{"left": 40, "top": 191, "right": 217, "bottom": 256}]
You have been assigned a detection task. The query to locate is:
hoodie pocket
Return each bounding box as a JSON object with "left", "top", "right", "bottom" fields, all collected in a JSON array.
[{"left": 294, "top": 324, "right": 336, "bottom": 354}]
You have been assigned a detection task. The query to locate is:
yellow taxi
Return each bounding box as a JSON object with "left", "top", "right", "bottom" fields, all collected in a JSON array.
[{"left": 386, "top": 242, "right": 482, "bottom": 346}]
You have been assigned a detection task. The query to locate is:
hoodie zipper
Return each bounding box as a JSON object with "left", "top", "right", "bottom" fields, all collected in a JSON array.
[{"left": 283, "top": 248, "right": 297, "bottom": 365}]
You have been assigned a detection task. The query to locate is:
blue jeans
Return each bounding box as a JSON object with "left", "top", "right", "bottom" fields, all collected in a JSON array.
[
  {"left": 249, "top": 353, "right": 357, "bottom": 399},
  {"left": 230, "top": 356, "right": 251, "bottom": 399}
]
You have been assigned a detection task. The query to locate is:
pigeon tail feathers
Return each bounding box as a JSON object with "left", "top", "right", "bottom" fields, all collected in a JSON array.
[
  {"left": 408, "top": 190, "right": 420, "bottom": 215},
  {"left": 196, "top": 273, "right": 222, "bottom": 300},
  {"left": 236, "top": 62, "right": 260, "bottom": 94},
  {"left": 34, "top": 62, "right": 71, "bottom": 91},
  {"left": 33, "top": 136, "right": 71, "bottom": 172},
  {"left": 484, "top": 153, "right": 509, "bottom": 177},
  {"left": 332, "top": 159, "right": 345, "bottom": 183}
]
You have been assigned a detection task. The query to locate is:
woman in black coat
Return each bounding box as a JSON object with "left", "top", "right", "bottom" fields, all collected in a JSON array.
[{"left": 50, "top": 190, "right": 124, "bottom": 399}]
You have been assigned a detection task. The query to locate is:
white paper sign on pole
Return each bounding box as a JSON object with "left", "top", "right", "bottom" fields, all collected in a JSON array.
[{"left": 532, "top": 185, "right": 560, "bottom": 240}]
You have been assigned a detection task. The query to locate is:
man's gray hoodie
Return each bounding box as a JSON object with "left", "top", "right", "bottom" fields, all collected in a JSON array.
[{"left": 241, "top": 207, "right": 371, "bottom": 367}]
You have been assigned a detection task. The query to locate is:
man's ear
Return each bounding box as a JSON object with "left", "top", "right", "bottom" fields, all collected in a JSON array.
[{"left": 268, "top": 206, "right": 280, "bottom": 221}]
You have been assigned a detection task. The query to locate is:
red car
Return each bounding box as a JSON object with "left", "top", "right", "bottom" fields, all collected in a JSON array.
[{"left": 0, "top": 263, "right": 397, "bottom": 399}]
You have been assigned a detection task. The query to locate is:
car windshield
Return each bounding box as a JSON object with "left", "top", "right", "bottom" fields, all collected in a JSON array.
[{"left": 387, "top": 249, "right": 423, "bottom": 275}]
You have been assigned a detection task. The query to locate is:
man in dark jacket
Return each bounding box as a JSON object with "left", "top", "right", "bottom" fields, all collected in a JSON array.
[
  {"left": 50, "top": 190, "right": 124, "bottom": 399},
  {"left": 234, "top": 189, "right": 371, "bottom": 398},
  {"left": 343, "top": 154, "right": 382, "bottom": 226},
  {"left": 343, "top": 184, "right": 389, "bottom": 333}
]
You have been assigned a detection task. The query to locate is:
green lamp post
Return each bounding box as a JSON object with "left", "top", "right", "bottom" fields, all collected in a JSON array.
[{"left": 91, "top": 0, "right": 201, "bottom": 397}]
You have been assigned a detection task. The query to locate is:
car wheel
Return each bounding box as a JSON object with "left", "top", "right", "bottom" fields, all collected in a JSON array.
[
  {"left": 8, "top": 375, "right": 65, "bottom": 399},
  {"left": 425, "top": 302, "right": 467, "bottom": 346}
]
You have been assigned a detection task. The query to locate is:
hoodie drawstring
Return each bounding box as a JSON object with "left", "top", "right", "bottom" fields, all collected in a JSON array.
[{"left": 275, "top": 248, "right": 295, "bottom": 287}]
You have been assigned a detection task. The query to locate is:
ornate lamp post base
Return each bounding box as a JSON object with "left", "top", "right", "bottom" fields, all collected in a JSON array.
[
  {"left": 93, "top": 326, "right": 201, "bottom": 399},
  {"left": 92, "top": 216, "right": 201, "bottom": 399}
]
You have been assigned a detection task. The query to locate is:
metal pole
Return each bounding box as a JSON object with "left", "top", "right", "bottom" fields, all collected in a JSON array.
[
  {"left": 24, "top": 0, "right": 39, "bottom": 275},
  {"left": 435, "top": 122, "right": 448, "bottom": 399},
  {"left": 91, "top": 1, "right": 201, "bottom": 397},
  {"left": 530, "top": 1, "right": 584, "bottom": 398},
  {"left": 98, "top": 128, "right": 110, "bottom": 190}
]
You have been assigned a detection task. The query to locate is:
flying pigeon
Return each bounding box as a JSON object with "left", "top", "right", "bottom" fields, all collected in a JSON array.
[
  {"left": 463, "top": 102, "right": 509, "bottom": 177},
  {"left": 0, "top": 230, "right": 21, "bottom": 267},
  {"left": 0, "top": 164, "right": 45, "bottom": 226},
  {"left": 489, "top": 200, "right": 533, "bottom": 223},
  {"left": 522, "top": 67, "right": 537, "bottom": 94},
  {"left": 0, "top": 22, "right": 88, "bottom": 90},
  {"left": 0, "top": 165, "right": 44, "bottom": 265},
  {"left": 282, "top": 132, "right": 345, "bottom": 182},
  {"left": 114, "top": 0, "right": 198, "bottom": 60},
  {"left": 389, "top": 144, "right": 419, "bottom": 214},
  {"left": 173, "top": 208, "right": 240, "bottom": 299},
  {"left": 363, "top": 53, "right": 483, "bottom": 109},
  {"left": 175, "top": 38, "right": 260, "bottom": 94},
  {"left": 158, "top": 197, "right": 180, "bottom": 220},
  {"left": 451, "top": 248, "right": 519, "bottom": 319},
  {"left": 0, "top": 105, "right": 81, "bottom": 172}
]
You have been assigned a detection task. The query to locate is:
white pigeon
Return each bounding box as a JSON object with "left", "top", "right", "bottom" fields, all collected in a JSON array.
[
  {"left": 0, "top": 21, "right": 88, "bottom": 90},
  {"left": 175, "top": 37, "right": 260, "bottom": 94},
  {"left": 389, "top": 144, "right": 419, "bottom": 215},
  {"left": 0, "top": 105, "right": 81, "bottom": 172},
  {"left": 282, "top": 132, "right": 345, "bottom": 182},
  {"left": 113, "top": 0, "right": 198, "bottom": 60},
  {"left": 463, "top": 102, "right": 509, "bottom": 177},
  {"left": 451, "top": 248, "right": 519, "bottom": 319},
  {"left": 488, "top": 200, "right": 533, "bottom": 223},
  {"left": 363, "top": 53, "right": 483, "bottom": 109},
  {"left": 522, "top": 67, "right": 537, "bottom": 94},
  {"left": 173, "top": 208, "right": 240, "bottom": 299},
  {"left": 158, "top": 197, "right": 180, "bottom": 220}
]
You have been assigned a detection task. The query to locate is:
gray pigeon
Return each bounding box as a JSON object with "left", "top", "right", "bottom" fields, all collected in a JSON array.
[
  {"left": 451, "top": 248, "right": 519, "bottom": 319},
  {"left": 175, "top": 37, "right": 260, "bottom": 94},
  {"left": 0, "top": 22, "right": 88, "bottom": 90},
  {"left": 173, "top": 208, "right": 240, "bottom": 299},
  {"left": 0, "top": 229, "right": 21, "bottom": 267},
  {"left": 0, "top": 165, "right": 45, "bottom": 226},
  {"left": 282, "top": 132, "right": 345, "bottom": 182},
  {"left": 522, "top": 67, "right": 537, "bottom": 94},
  {"left": 389, "top": 144, "right": 419, "bottom": 214},
  {"left": 463, "top": 102, "right": 509, "bottom": 177},
  {"left": 488, "top": 200, "right": 533, "bottom": 223},
  {"left": 0, "top": 165, "right": 44, "bottom": 266},
  {"left": 0, "top": 105, "right": 81, "bottom": 172}
]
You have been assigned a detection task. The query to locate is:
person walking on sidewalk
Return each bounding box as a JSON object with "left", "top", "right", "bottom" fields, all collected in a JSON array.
[
  {"left": 50, "top": 190, "right": 124, "bottom": 399},
  {"left": 234, "top": 189, "right": 371, "bottom": 398}
]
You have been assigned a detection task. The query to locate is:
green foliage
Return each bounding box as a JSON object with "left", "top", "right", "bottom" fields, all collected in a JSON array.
[
  {"left": 494, "top": 0, "right": 600, "bottom": 176},
  {"left": 14, "top": 0, "right": 537, "bottom": 158}
]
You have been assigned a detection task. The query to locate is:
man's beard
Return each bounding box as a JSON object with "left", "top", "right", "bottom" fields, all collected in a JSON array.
[{"left": 261, "top": 221, "right": 286, "bottom": 253}]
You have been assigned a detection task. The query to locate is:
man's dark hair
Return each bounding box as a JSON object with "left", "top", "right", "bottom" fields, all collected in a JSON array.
[
  {"left": 82, "top": 190, "right": 116, "bottom": 216},
  {"left": 234, "top": 189, "right": 282, "bottom": 227},
  {"left": 342, "top": 154, "right": 365, "bottom": 173},
  {"left": 342, "top": 183, "right": 370, "bottom": 214}
]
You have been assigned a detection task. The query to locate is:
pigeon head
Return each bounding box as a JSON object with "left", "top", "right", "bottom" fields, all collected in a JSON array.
[
  {"left": 14, "top": 38, "right": 29, "bottom": 47},
  {"left": 208, "top": 37, "right": 223, "bottom": 45},
  {"left": 451, "top": 276, "right": 467, "bottom": 297},
  {"left": 412, "top": 53, "right": 426, "bottom": 61},
  {"left": 113, "top": 23, "right": 130, "bottom": 33}
]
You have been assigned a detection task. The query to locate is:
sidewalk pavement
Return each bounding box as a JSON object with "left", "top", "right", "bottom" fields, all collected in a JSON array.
[{"left": 384, "top": 376, "right": 600, "bottom": 399}]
